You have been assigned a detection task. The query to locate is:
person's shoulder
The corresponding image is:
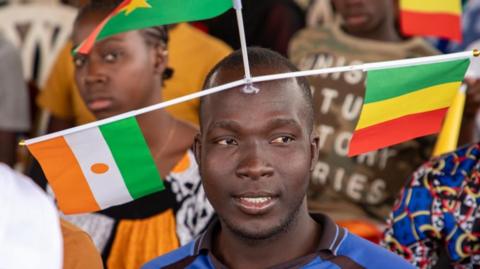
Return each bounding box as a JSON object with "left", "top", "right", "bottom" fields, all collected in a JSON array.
[
  {"left": 288, "top": 22, "right": 340, "bottom": 63},
  {"left": 60, "top": 218, "right": 97, "bottom": 248},
  {"left": 400, "top": 37, "right": 440, "bottom": 57},
  {"left": 61, "top": 219, "right": 104, "bottom": 269},
  {"left": 0, "top": 163, "right": 63, "bottom": 269},
  {"left": 141, "top": 240, "right": 199, "bottom": 269},
  {"left": 419, "top": 142, "right": 480, "bottom": 176},
  {"left": 437, "top": 142, "right": 480, "bottom": 161},
  {"left": 417, "top": 142, "right": 480, "bottom": 184},
  {"left": 289, "top": 24, "right": 332, "bottom": 49},
  {"left": 336, "top": 230, "right": 414, "bottom": 269}
]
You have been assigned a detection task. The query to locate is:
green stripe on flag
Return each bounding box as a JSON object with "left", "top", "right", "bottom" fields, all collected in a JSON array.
[
  {"left": 97, "top": 0, "right": 233, "bottom": 42},
  {"left": 100, "top": 117, "right": 163, "bottom": 199},
  {"left": 365, "top": 59, "right": 470, "bottom": 103}
]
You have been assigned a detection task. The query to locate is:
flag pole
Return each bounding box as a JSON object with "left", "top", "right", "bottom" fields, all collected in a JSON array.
[
  {"left": 24, "top": 79, "right": 246, "bottom": 145},
  {"left": 232, "top": 0, "right": 258, "bottom": 94},
  {"left": 24, "top": 50, "right": 479, "bottom": 145},
  {"left": 432, "top": 84, "right": 467, "bottom": 156},
  {"left": 252, "top": 50, "right": 478, "bottom": 83}
]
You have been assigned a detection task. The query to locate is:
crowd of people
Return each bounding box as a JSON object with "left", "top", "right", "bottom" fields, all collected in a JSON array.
[{"left": 1, "top": 0, "right": 480, "bottom": 268}]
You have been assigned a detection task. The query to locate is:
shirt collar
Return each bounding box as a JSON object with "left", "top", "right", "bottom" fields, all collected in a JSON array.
[{"left": 194, "top": 213, "right": 345, "bottom": 257}]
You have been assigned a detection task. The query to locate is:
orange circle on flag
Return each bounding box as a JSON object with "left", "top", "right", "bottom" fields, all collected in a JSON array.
[{"left": 91, "top": 163, "right": 109, "bottom": 174}]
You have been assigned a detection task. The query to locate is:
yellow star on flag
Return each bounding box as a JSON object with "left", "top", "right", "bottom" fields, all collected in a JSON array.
[{"left": 122, "top": 0, "right": 151, "bottom": 15}]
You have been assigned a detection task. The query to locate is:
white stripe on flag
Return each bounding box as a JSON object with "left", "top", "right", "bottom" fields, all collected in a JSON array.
[{"left": 64, "top": 127, "right": 133, "bottom": 209}]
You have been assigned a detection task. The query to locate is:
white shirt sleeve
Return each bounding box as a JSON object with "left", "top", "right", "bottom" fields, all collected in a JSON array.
[{"left": 0, "top": 163, "right": 63, "bottom": 269}]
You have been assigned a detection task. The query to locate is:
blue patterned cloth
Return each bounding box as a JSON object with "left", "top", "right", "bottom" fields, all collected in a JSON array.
[{"left": 382, "top": 143, "right": 480, "bottom": 268}]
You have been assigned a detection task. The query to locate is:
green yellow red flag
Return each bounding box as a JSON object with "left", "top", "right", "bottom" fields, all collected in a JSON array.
[
  {"left": 75, "top": 0, "right": 233, "bottom": 54},
  {"left": 400, "top": 0, "right": 462, "bottom": 42},
  {"left": 348, "top": 59, "right": 470, "bottom": 157}
]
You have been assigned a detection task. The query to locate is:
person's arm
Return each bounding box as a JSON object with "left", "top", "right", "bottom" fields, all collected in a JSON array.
[
  {"left": 381, "top": 164, "right": 441, "bottom": 269},
  {"left": 61, "top": 219, "right": 104, "bottom": 269},
  {"left": 0, "top": 37, "right": 30, "bottom": 167}
]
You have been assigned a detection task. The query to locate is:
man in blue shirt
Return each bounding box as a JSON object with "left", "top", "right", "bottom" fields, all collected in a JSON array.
[{"left": 143, "top": 48, "right": 413, "bottom": 269}]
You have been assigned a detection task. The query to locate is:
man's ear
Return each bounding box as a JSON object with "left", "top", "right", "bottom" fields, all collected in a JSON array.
[
  {"left": 193, "top": 133, "right": 202, "bottom": 167},
  {"left": 309, "top": 132, "right": 319, "bottom": 172},
  {"left": 153, "top": 45, "right": 168, "bottom": 75}
]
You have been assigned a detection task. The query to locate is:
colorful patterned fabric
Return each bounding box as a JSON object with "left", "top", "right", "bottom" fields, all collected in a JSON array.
[{"left": 382, "top": 143, "right": 480, "bottom": 268}]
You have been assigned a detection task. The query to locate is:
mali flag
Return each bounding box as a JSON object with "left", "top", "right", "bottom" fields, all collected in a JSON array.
[
  {"left": 400, "top": 0, "right": 462, "bottom": 42},
  {"left": 75, "top": 0, "right": 233, "bottom": 54},
  {"left": 348, "top": 59, "right": 470, "bottom": 157},
  {"left": 27, "top": 117, "right": 163, "bottom": 214}
]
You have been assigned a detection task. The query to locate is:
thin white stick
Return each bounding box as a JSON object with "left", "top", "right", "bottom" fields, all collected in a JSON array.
[
  {"left": 25, "top": 50, "right": 477, "bottom": 145},
  {"left": 232, "top": 0, "right": 252, "bottom": 81},
  {"left": 251, "top": 50, "right": 475, "bottom": 83},
  {"left": 25, "top": 79, "right": 246, "bottom": 145}
]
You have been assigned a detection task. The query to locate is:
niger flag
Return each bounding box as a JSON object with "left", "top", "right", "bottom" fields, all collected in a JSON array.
[
  {"left": 400, "top": 0, "right": 462, "bottom": 42},
  {"left": 27, "top": 117, "right": 163, "bottom": 214}
]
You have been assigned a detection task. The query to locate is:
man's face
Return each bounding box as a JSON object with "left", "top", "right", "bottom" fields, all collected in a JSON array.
[
  {"left": 196, "top": 67, "right": 318, "bottom": 240},
  {"left": 72, "top": 13, "right": 165, "bottom": 119},
  {"left": 332, "top": 0, "right": 392, "bottom": 35}
]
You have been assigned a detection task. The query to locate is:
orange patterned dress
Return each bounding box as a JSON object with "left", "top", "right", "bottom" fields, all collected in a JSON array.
[{"left": 63, "top": 150, "right": 214, "bottom": 269}]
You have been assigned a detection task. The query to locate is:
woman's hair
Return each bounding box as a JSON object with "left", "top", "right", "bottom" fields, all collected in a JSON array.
[{"left": 74, "top": 0, "right": 173, "bottom": 79}]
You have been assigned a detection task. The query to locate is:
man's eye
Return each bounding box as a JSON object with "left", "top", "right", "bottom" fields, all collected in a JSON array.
[
  {"left": 271, "top": 136, "right": 294, "bottom": 144},
  {"left": 104, "top": 52, "right": 118, "bottom": 62},
  {"left": 216, "top": 138, "right": 237, "bottom": 145},
  {"left": 74, "top": 57, "right": 85, "bottom": 67}
]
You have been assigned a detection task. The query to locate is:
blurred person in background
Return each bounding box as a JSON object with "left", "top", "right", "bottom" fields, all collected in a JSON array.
[
  {"left": 289, "top": 0, "right": 439, "bottom": 241},
  {"left": 198, "top": 0, "right": 305, "bottom": 56},
  {"left": 290, "top": 0, "right": 480, "bottom": 242},
  {"left": 0, "top": 35, "right": 30, "bottom": 167},
  {"left": 37, "top": 4, "right": 231, "bottom": 130}
]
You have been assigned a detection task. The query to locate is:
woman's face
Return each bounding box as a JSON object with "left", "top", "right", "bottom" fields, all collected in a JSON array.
[
  {"left": 72, "top": 12, "right": 167, "bottom": 119},
  {"left": 332, "top": 0, "right": 392, "bottom": 36}
]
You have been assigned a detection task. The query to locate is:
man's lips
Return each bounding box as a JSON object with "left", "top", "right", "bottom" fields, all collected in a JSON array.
[{"left": 233, "top": 192, "right": 279, "bottom": 215}]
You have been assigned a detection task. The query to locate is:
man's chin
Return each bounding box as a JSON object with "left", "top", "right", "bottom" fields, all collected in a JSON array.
[
  {"left": 232, "top": 225, "right": 284, "bottom": 241},
  {"left": 221, "top": 216, "right": 292, "bottom": 242}
]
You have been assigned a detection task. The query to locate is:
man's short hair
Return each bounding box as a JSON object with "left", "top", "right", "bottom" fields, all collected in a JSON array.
[{"left": 200, "top": 47, "right": 314, "bottom": 131}]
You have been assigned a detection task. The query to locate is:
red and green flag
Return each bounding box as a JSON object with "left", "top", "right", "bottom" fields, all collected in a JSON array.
[
  {"left": 399, "top": 0, "right": 462, "bottom": 42},
  {"left": 348, "top": 59, "right": 470, "bottom": 157},
  {"left": 75, "top": 0, "right": 233, "bottom": 54}
]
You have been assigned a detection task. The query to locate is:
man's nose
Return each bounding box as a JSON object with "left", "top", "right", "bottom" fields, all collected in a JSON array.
[
  {"left": 84, "top": 60, "right": 107, "bottom": 85},
  {"left": 235, "top": 142, "right": 274, "bottom": 180}
]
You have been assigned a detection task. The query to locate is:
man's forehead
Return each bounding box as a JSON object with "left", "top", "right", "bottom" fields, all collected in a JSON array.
[
  {"left": 201, "top": 79, "right": 308, "bottom": 129},
  {"left": 204, "top": 77, "right": 300, "bottom": 107},
  {"left": 210, "top": 60, "right": 297, "bottom": 84}
]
